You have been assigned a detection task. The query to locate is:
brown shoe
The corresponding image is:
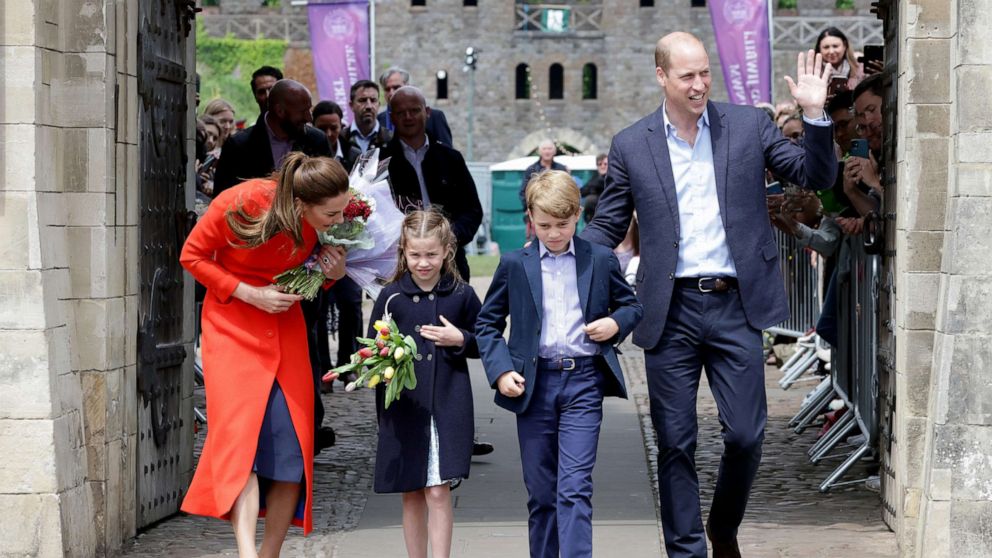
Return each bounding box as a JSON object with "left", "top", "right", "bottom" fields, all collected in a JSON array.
[{"left": 705, "top": 521, "right": 742, "bottom": 558}]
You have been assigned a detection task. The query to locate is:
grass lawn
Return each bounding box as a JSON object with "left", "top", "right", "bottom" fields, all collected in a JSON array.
[{"left": 467, "top": 254, "right": 500, "bottom": 277}]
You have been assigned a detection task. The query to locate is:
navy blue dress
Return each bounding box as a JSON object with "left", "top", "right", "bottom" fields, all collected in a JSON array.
[
  {"left": 370, "top": 273, "right": 482, "bottom": 494},
  {"left": 253, "top": 380, "right": 305, "bottom": 521}
]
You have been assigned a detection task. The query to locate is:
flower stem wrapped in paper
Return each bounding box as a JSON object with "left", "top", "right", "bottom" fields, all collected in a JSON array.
[
  {"left": 323, "top": 311, "right": 418, "bottom": 409},
  {"left": 274, "top": 149, "right": 402, "bottom": 300}
]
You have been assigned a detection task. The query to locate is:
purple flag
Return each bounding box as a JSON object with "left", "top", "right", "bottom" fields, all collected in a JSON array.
[
  {"left": 308, "top": 1, "right": 370, "bottom": 124},
  {"left": 708, "top": 0, "right": 772, "bottom": 105}
]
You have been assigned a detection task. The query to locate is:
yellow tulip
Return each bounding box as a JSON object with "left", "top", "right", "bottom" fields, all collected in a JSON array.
[
  {"left": 373, "top": 320, "right": 388, "bottom": 331},
  {"left": 393, "top": 347, "right": 405, "bottom": 360},
  {"left": 368, "top": 374, "right": 381, "bottom": 388},
  {"left": 383, "top": 367, "right": 395, "bottom": 380}
]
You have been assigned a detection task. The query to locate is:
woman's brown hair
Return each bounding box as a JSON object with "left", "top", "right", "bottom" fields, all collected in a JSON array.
[
  {"left": 390, "top": 209, "right": 462, "bottom": 284},
  {"left": 225, "top": 152, "right": 349, "bottom": 249}
]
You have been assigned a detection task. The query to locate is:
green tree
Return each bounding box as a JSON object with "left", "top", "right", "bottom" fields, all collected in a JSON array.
[{"left": 195, "top": 20, "right": 287, "bottom": 123}]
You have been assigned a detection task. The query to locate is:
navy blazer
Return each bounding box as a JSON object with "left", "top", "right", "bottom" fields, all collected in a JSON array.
[
  {"left": 582, "top": 101, "right": 836, "bottom": 350},
  {"left": 476, "top": 236, "right": 643, "bottom": 414}
]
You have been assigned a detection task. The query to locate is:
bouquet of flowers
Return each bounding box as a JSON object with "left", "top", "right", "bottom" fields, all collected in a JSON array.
[
  {"left": 274, "top": 149, "right": 402, "bottom": 300},
  {"left": 324, "top": 312, "right": 418, "bottom": 409}
]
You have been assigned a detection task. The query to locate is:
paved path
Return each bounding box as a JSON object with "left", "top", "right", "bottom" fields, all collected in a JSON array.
[
  {"left": 333, "top": 358, "right": 661, "bottom": 557},
  {"left": 123, "top": 276, "right": 897, "bottom": 557}
]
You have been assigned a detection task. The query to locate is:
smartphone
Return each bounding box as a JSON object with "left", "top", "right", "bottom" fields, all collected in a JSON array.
[
  {"left": 850, "top": 138, "right": 870, "bottom": 158},
  {"left": 766, "top": 181, "right": 784, "bottom": 195},
  {"left": 859, "top": 44, "right": 884, "bottom": 67},
  {"left": 828, "top": 76, "right": 849, "bottom": 96}
]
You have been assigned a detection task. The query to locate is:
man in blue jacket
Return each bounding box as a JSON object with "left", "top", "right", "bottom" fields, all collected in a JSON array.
[{"left": 582, "top": 32, "right": 836, "bottom": 558}]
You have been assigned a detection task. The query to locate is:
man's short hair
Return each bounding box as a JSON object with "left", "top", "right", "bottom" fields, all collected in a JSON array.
[
  {"left": 852, "top": 74, "right": 884, "bottom": 104},
  {"left": 312, "top": 100, "right": 344, "bottom": 121},
  {"left": 378, "top": 67, "right": 411, "bottom": 87},
  {"left": 595, "top": 153, "right": 608, "bottom": 165},
  {"left": 826, "top": 91, "right": 854, "bottom": 115},
  {"left": 350, "top": 79, "right": 380, "bottom": 101},
  {"left": 526, "top": 170, "right": 580, "bottom": 219},
  {"left": 251, "top": 66, "right": 283, "bottom": 92}
]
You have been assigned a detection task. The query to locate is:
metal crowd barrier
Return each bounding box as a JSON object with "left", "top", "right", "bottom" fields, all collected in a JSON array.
[
  {"left": 769, "top": 228, "right": 824, "bottom": 390},
  {"left": 772, "top": 229, "right": 881, "bottom": 493},
  {"left": 768, "top": 229, "right": 821, "bottom": 339}
]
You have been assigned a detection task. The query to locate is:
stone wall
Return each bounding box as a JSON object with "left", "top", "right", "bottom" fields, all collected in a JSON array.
[
  {"left": 0, "top": 0, "right": 146, "bottom": 555},
  {"left": 895, "top": 0, "right": 992, "bottom": 555}
]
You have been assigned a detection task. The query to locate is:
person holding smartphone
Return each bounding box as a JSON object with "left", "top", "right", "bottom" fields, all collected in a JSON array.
[
  {"left": 815, "top": 27, "right": 864, "bottom": 92},
  {"left": 842, "top": 75, "right": 885, "bottom": 218}
]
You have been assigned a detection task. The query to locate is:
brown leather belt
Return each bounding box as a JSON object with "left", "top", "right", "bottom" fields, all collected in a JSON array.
[{"left": 674, "top": 277, "right": 739, "bottom": 293}]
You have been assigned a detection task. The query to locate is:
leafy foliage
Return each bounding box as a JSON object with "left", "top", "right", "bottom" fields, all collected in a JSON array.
[{"left": 195, "top": 20, "right": 287, "bottom": 122}]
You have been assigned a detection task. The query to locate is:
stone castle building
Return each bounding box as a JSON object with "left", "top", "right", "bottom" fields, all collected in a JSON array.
[
  {"left": 205, "top": 0, "right": 882, "bottom": 161},
  {"left": 0, "top": 0, "right": 990, "bottom": 556}
]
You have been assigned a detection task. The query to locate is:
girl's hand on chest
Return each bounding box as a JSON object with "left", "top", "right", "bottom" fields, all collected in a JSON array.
[{"left": 418, "top": 315, "right": 465, "bottom": 348}]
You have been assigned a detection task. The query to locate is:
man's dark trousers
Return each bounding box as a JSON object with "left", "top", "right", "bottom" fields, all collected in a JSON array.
[
  {"left": 646, "top": 284, "right": 767, "bottom": 558},
  {"left": 330, "top": 276, "right": 363, "bottom": 366},
  {"left": 516, "top": 357, "right": 606, "bottom": 558}
]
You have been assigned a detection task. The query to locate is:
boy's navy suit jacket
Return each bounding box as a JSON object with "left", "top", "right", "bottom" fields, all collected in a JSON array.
[{"left": 476, "top": 235, "right": 643, "bottom": 414}]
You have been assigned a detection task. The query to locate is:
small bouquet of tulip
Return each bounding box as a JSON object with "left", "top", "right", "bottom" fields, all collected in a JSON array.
[{"left": 323, "top": 316, "right": 418, "bottom": 408}]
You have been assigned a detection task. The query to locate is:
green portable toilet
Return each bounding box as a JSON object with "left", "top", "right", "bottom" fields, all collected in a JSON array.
[{"left": 489, "top": 155, "right": 599, "bottom": 254}]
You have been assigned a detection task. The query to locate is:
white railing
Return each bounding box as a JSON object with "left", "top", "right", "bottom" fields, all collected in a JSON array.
[
  {"left": 201, "top": 14, "right": 309, "bottom": 43},
  {"left": 774, "top": 16, "right": 883, "bottom": 49},
  {"left": 199, "top": 12, "right": 880, "bottom": 48},
  {"left": 513, "top": 4, "right": 603, "bottom": 35}
]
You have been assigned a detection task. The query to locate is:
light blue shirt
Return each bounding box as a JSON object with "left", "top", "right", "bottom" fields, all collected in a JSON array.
[
  {"left": 349, "top": 121, "right": 380, "bottom": 153},
  {"left": 662, "top": 102, "right": 831, "bottom": 278},
  {"left": 537, "top": 240, "right": 599, "bottom": 359},
  {"left": 662, "top": 103, "right": 737, "bottom": 278}
]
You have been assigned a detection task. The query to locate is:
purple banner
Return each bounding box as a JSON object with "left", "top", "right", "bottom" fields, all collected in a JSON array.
[
  {"left": 308, "top": 1, "right": 370, "bottom": 124},
  {"left": 708, "top": 0, "right": 772, "bottom": 105}
]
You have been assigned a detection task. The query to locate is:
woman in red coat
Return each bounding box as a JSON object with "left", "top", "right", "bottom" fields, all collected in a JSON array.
[{"left": 180, "top": 152, "right": 350, "bottom": 557}]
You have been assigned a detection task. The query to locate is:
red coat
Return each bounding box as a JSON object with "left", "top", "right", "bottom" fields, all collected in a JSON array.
[{"left": 179, "top": 179, "right": 320, "bottom": 534}]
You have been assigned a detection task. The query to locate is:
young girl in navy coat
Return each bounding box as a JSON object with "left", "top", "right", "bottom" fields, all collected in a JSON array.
[{"left": 369, "top": 209, "right": 482, "bottom": 558}]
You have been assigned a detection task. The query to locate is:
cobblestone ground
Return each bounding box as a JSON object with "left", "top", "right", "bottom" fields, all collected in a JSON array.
[
  {"left": 622, "top": 347, "right": 897, "bottom": 557},
  {"left": 122, "top": 359, "right": 379, "bottom": 558},
  {"left": 124, "top": 279, "right": 895, "bottom": 557}
]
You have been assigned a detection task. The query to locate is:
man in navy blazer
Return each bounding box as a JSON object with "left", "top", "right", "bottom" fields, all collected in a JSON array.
[{"left": 582, "top": 33, "right": 836, "bottom": 558}]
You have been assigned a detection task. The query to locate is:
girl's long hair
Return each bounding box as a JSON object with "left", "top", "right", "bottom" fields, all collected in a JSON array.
[
  {"left": 390, "top": 209, "right": 462, "bottom": 284},
  {"left": 225, "top": 152, "right": 349, "bottom": 249}
]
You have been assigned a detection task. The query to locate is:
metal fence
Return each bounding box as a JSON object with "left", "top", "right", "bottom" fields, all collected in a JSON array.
[
  {"left": 775, "top": 230, "right": 881, "bottom": 492},
  {"left": 769, "top": 228, "right": 822, "bottom": 339}
]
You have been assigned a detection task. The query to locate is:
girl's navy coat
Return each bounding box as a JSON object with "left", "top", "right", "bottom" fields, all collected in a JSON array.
[{"left": 370, "top": 272, "right": 482, "bottom": 494}]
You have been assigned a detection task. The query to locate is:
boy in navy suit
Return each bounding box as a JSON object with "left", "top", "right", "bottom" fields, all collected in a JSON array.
[{"left": 477, "top": 170, "right": 643, "bottom": 558}]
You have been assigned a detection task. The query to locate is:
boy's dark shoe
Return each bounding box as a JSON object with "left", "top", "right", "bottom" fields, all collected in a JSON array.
[
  {"left": 706, "top": 520, "right": 742, "bottom": 558},
  {"left": 472, "top": 442, "right": 494, "bottom": 456}
]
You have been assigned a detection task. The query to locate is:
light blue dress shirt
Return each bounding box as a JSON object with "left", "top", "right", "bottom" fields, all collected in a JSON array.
[
  {"left": 349, "top": 121, "right": 380, "bottom": 153},
  {"left": 538, "top": 240, "right": 599, "bottom": 359},
  {"left": 662, "top": 102, "right": 831, "bottom": 278},
  {"left": 662, "top": 104, "right": 737, "bottom": 278}
]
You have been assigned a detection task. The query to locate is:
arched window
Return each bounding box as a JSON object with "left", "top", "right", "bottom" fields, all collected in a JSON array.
[
  {"left": 549, "top": 63, "right": 564, "bottom": 100},
  {"left": 515, "top": 63, "right": 531, "bottom": 100},
  {"left": 436, "top": 70, "right": 448, "bottom": 100},
  {"left": 582, "top": 63, "right": 598, "bottom": 99}
]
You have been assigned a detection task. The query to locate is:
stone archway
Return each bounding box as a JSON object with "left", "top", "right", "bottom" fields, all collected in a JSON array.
[{"left": 507, "top": 128, "right": 600, "bottom": 159}]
